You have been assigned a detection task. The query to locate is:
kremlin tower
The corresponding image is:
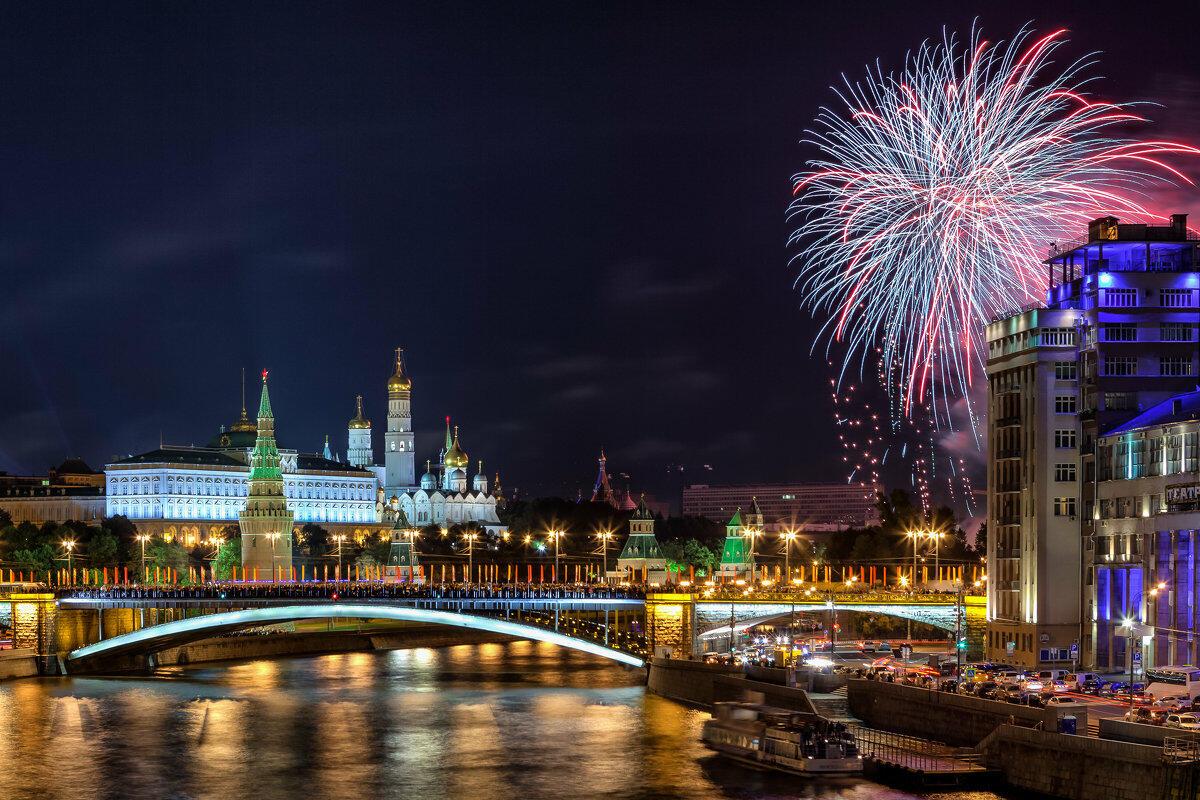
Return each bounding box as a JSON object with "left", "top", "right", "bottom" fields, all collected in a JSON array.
[
  {"left": 384, "top": 348, "right": 415, "bottom": 489},
  {"left": 238, "top": 371, "right": 294, "bottom": 578}
]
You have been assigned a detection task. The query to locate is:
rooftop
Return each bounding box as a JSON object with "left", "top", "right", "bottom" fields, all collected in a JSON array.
[{"left": 1104, "top": 390, "right": 1200, "bottom": 436}]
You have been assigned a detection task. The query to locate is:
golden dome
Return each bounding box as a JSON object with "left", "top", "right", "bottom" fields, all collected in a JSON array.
[
  {"left": 229, "top": 408, "right": 257, "bottom": 434},
  {"left": 348, "top": 395, "right": 371, "bottom": 429},
  {"left": 444, "top": 426, "right": 469, "bottom": 469},
  {"left": 388, "top": 347, "right": 413, "bottom": 393}
]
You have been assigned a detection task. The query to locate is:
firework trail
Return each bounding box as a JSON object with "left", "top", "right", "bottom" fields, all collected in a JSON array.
[{"left": 789, "top": 23, "right": 1197, "bottom": 430}]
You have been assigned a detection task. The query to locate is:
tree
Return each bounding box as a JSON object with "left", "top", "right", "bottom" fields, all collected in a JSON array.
[
  {"left": 213, "top": 538, "right": 241, "bottom": 580},
  {"left": 10, "top": 543, "right": 55, "bottom": 574},
  {"left": 86, "top": 530, "right": 119, "bottom": 567},
  {"left": 147, "top": 540, "right": 189, "bottom": 573},
  {"left": 298, "top": 523, "right": 330, "bottom": 558}
]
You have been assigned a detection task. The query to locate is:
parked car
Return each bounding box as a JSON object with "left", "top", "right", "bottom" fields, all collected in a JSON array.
[
  {"left": 1125, "top": 707, "right": 1164, "bottom": 725},
  {"left": 974, "top": 681, "right": 998, "bottom": 698},
  {"left": 1081, "top": 679, "right": 1103, "bottom": 695},
  {"left": 1044, "top": 679, "right": 1069, "bottom": 695},
  {"left": 1037, "top": 669, "right": 1069, "bottom": 682},
  {"left": 1046, "top": 696, "right": 1081, "bottom": 707},
  {"left": 1152, "top": 695, "right": 1189, "bottom": 711},
  {"left": 1165, "top": 713, "right": 1200, "bottom": 731},
  {"left": 1114, "top": 684, "right": 1146, "bottom": 703},
  {"left": 1019, "top": 678, "right": 1045, "bottom": 694},
  {"left": 1098, "top": 681, "right": 1123, "bottom": 698},
  {"left": 1027, "top": 694, "right": 1047, "bottom": 708},
  {"left": 1068, "top": 672, "right": 1101, "bottom": 691}
]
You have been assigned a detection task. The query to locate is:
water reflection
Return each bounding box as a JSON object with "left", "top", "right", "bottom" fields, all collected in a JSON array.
[{"left": 0, "top": 643, "right": 1007, "bottom": 800}]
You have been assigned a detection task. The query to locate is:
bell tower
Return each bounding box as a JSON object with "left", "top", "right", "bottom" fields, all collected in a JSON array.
[{"left": 385, "top": 348, "right": 416, "bottom": 489}]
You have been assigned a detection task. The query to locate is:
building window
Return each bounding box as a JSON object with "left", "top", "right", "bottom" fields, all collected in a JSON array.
[
  {"left": 1042, "top": 327, "right": 1075, "bottom": 346},
  {"left": 1101, "top": 323, "right": 1137, "bottom": 342},
  {"left": 1053, "top": 497, "right": 1077, "bottom": 517},
  {"left": 1054, "top": 361, "right": 1078, "bottom": 380},
  {"left": 1054, "top": 429, "right": 1077, "bottom": 449},
  {"left": 1054, "top": 395, "right": 1077, "bottom": 414},
  {"left": 1161, "top": 288, "right": 1195, "bottom": 308},
  {"left": 1102, "top": 288, "right": 1138, "bottom": 307},
  {"left": 1160, "top": 357, "right": 1194, "bottom": 377},
  {"left": 1161, "top": 322, "right": 1196, "bottom": 342},
  {"left": 1104, "top": 392, "right": 1135, "bottom": 411},
  {"left": 1103, "top": 357, "right": 1137, "bottom": 376},
  {"left": 1054, "top": 463, "right": 1077, "bottom": 482}
]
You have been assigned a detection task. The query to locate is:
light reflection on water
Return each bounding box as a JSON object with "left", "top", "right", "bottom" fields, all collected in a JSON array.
[{"left": 0, "top": 642, "right": 1009, "bottom": 800}]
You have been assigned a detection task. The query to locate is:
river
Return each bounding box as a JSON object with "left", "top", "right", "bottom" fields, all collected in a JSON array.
[{"left": 0, "top": 642, "right": 1014, "bottom": 800}]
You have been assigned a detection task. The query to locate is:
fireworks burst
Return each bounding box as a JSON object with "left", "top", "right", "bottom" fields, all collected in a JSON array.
[{"left": 789, "top": 23, "right": 1197, "bottom": 428}]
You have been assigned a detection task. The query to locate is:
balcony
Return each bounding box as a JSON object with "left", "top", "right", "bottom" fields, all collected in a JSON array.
[
  {"left": 996, "top": 416, "right": 1022, "bottom": 428},
  {"left": 996, "top": 450, "right": 1024, "bottom": 460}
]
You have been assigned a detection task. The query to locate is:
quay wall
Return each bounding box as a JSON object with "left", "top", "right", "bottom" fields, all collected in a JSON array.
[
  {"left": 846, "top": 679, "right": 1085, "bottom": 747},
  {"left": 980, "top": 724, "right": 1195, "bottom": 800},
  {"left": 647, "top": 657, "right": 740, "bottom": 706},
  {"left": 0, "top": 648, "right": 40, "bottom": 680}
]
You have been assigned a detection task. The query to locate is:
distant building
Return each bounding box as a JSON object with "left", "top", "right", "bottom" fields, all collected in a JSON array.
[
  {"left": 615, "top": 495, "right": 666, "bottom": 581},
  {"left": 0, "top": 459, "right": 106, "bottom": 525},
  {"left": 682, "top": 483, "right": 879, "bottom": 532}
]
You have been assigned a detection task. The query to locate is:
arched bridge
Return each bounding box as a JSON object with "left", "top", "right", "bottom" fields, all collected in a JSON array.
[{"left": 65, "top": 603, "right": 646, "bottom": 669}]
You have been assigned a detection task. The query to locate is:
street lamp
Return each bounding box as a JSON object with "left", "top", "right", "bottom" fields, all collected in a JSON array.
[
  {"left": 547, "top": 530, "right": 564, "bottom": 582},
  {"left": 136, "top": 534, "right": 152, "bottom": 582},
  {"left": 781, "top": 529, "right": 798, "bottom": 582},
  {"left": 333, "top": 534, "right": 347, "bottom": 579},
  {"left": 463, "top": 531, "right": 479, "bottom": 583},
  {"left": 62, "top": 539, "right": 76, "bottom": 584},
  {"left": 743, "top": 527, "right": 763, "bottom": 578},
  {"left": 1121, "top": 581, "right": 1167, "bottom": 713},
  {"left": 596, "top": 529, "right": 614, "bottom": 582}
]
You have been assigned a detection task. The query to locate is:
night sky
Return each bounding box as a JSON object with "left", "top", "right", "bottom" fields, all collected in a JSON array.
[{"left": 3, "top": 1, "right": 1198, "bottom": 506}]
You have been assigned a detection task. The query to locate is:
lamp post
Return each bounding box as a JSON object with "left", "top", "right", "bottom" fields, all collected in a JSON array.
[
  {"left": 208, "top": 535, "right": 224, "bottom": 582},
  {"left": 333, "top": 534, "right": 346, "bottom": 580},
  {"left": 136, "top": 534, "right": 151, "bottom": 582},
  {"left": 464, "top": 531, "right": 479, "bottom": 583},
  {"left": 597, "top": 529, "right": 613, "bottom": 582},
  {"left": 547, "top": 530, "right": 563, "bottom": 582},
  {"left": 62, "top": 539, "right": 76, "bottom": 584},
  {"left": 1122, "top": 581, "right": 1166, "bottom": 714},
  {"left": 744, "top": 527, "right": 762, "bottom": 579},
  {"left": 781, "top": 529, "right": 798, "bottom": 583}
]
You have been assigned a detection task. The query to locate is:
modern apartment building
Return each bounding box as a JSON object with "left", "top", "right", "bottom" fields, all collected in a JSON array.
[{"left": 986, "top": 214, "right": 1199, "bottom": 668}]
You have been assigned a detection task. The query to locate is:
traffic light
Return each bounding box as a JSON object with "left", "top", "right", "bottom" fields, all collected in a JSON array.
[{"left": 956, "top": 637, "right": 968, "bottom": 651}]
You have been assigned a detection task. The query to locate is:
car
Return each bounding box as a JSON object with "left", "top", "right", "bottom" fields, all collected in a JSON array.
[
  {"left": 1020, "top": 679, "right": 1045, "bottom": 694},
  {"left": 974, "top": 681, "right": 998, "bottom": 698},
  {"left": 1125, "top": 707, "right": 1165, "bottom": 725},
  {"left": 1027, "top": 694, "right": 1047, "bottom": 708},
  {"left": 1069, "top": 672, "right": 1101, "bottom": 691},
  {"left": 1037, "top": 669, "right": 1069, "bottom": 682},
  {"left": 956, "top": 681, "right": 976, "bottom": 696},
  {"left": 1114, "top": 684, "right": 1146, "bottom": 703},
  {"left": 993, "top": 670, "right": 1023, "bottom": 685},
  {"left": 1046, "top": 695, "right": 1080, "bottom": 707},
  {"left": 1099, "top": 681, "right": 1123, "bottom": 698},
  {"left": 1165, "top": 713, "right": 1200, "bottom": 731},
  {"left": 1081, "top": 679, "right": 1103, "bottom": 695},
  {"left": 1044, "top": 679, "right": 1069, "bottom": 694},
  {"left": 1152, "top": 695, "right": 1188, "bottom": 711}
]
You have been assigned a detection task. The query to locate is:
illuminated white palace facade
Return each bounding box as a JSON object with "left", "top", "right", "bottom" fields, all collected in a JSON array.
[{"left": 104, "top": 349, "right": 505, "bottom": 546}]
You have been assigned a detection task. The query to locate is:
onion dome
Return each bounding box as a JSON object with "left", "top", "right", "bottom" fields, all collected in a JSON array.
[
  {"left": 444, "top": 425, "right": 469, "bottom": 469},
  {"left": 420, "top": 460, "right": 437, "bottom": 490},
  {"left": 387, "top": 347, "right": 413, "bottom": 394},
  {"left": 348, "top": 395, "right": 371, "bottom": 429}
]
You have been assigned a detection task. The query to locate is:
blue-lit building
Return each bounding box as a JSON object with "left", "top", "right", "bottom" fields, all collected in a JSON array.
[
  {"left": 986, "top": 214, "right": 1200, "bottom": 670},
  {"left": 1095, "top": 392, "right": 1200, "bottom": 671},
  {"left": 105, "top": 438, "right": 380, "bottom": 548}
]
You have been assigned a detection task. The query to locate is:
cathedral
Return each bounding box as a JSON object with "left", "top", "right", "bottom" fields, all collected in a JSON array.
[{"left": 349, "top": 349, "right": 506, "bottom": 533}]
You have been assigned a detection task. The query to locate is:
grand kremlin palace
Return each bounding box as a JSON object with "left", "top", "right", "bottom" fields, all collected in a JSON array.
[{"left": 100, "top": 350, "right": 506, "bottom": 547}]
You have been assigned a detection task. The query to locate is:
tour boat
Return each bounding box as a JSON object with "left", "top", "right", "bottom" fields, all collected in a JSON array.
[{"left": 701, "top": 702, "right": 864, "bottom": 776}]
